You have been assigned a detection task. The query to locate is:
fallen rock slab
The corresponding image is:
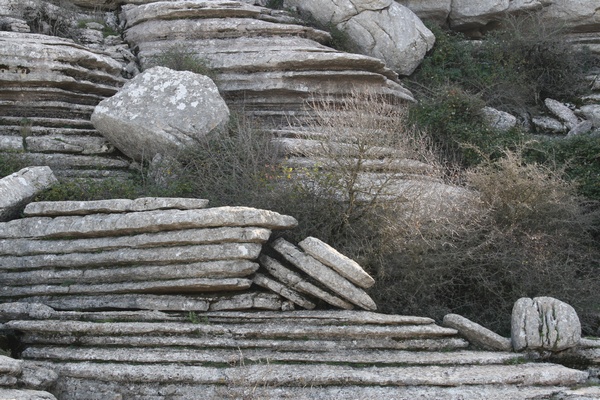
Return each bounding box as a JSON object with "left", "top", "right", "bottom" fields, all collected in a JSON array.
[
  {"left": 443, "top": 313, "right": 512, "bottom": 351},
  {"left": 252, "top": 273, "right": 316, "bottom": 309},
  {"left": 271, "top": 238, "right": 377, "bottom": 310},
  {"left": 298, "top": 236, "right": 375, "bottom": 288},
  {"left": 0, "top": 167, "right": 57, "bottom": 221}
]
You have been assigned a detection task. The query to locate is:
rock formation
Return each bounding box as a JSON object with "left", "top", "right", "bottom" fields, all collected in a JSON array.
[{"left": 0, "top": 167, "right": 57, "bottom": 221}]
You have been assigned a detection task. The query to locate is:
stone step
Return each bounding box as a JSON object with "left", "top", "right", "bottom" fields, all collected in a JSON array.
[
  {"left": 0, "top": 227, "right": 268, "bottom": 255},
  {"left": 3, "top": 152, "right": 130, "bottom": 171},
  {"left": 1, "top": 260, "right": 260, "bottom": 286},
  {"left": 1, "top": 126, "right": 100, "bottom": 137},
  {"left": 18, "top": 333, "right": 469, "bottom": 352},
  {"left": 0, "top": 243, "right": 263, "bottom": 271},
  {"left": 0, "top": 117, "right": 95, "bottom": 129},
  {"left": 5, "top": 320, "right": 458, "bottom": 340},
  {"left": 40, "top": 378, "right": 592, "bottom": 400},
  {"left": 21, "top": 346, "right": 523, "bottom": 366},
  {"left": 0, "top": 207, "right": 298, "bottom": 239},
  {"left": 27, "top": 361, "right": 589, "bottom": 387}
]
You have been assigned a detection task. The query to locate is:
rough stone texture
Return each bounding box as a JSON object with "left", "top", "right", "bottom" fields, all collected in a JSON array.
[
  {"left": 545, "top": 98, "right": 579, "bottom": 129},
  {"left": 0, "top": 303, "right": 54, "bottom": 322},
  {"left": 18, "top": 364, "right": 58, "bottom": 391},
  {"left": 532, "top": 116, "right": 567, "bottom": 133},
  {"left": 285, "top": 0, "right": 434, "bottom": 75},
  {"left": 568, "top": 120, "right": 594, "bottom": 137},
  {"left": 298, "top": 236, "right": 375, "bottom": 288},
  {"left": 581, "top": 104, "right": 600, "bottom": 128},
  {"left": 482, "top": 106, "right": 517, "bottom": 132},
  {"left": 92, "top": 66, "right": 230, "bottom": 162},
  {"left": 23, "top": 198, "right": 210, "bottom": 216},
  {"left": 0, "top": 167, "right": 57, "bottom": 222},
  {"left": 395, "top": 0, "right": 451, "bottom": 24},
  {"left": 259, "top": 255, "right": 354, "bottom": 309},
  {"left": 540, "top": 0, "right": 600, "bottom": 33},
  {"left": 511, "top": 297, "right": 582, "bottom": 352},
  {"left": 0, "top": 388, "right": 57, "bottom": 400},
  {"left": 271, "top": 238, "right": 377, "bottom": 310},
  {"left": 0, "top": 207, "right": 297, "bottom": 239},
  {"left": 0, "top": 355, "right": 22, "bottom": 376},
  {"left": 252, "top": 273, "right": 316, "bottom": 309},
  {"left": 443, "top": 313, "right": 512, "bottom": 351}
]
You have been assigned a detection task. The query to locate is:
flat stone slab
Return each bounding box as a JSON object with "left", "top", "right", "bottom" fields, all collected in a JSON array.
[
  {"left": 0, "top": 355, "right": 22, "bottom": 376},
  {"left": 1, "top": 260, "right": 259, "bottom": 286},
  {"left": 23, "top": 198, "right": 210, "bottom": 216},
  {"left": 0, "top": 227, "right": 271, "bottom": 256},
  {"left": 443, "top": 314, "right": 512, "bottom": 351},
  {"left": 259, "top": 255, "right": 353, "bottom": 310},
  {"left": 0, "top": 167, "right": 58, "bottom": 221},
  {"left": 252, "top": 273, "right": 316, "bottom": 309},
  {"left": 0, "top": 207, "right": 298, "bottom": 239},
  {"left": 0, "top": 388, "right": 57, "bottom": 400},
  {"left": 29, "top": 362, "right": 588, "bottom": 387},
  {"left": 298, "top": 236, "right": 375, "bottom": 288},
  {"left": 271, "top": 238, "right": 377, "bottom": 310},
  {"left": 0, "top": 243, "right": 263, "bottom": 270}
]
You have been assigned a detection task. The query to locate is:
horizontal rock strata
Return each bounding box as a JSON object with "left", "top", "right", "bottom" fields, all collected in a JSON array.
[
  {"left": 0, "top": 199, "right": 297, "bottom": 312},
  {"left": 2, "top": 307, "right": 590, "bottom": 400}
]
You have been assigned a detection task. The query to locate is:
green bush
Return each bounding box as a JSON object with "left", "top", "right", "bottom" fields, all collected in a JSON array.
[
  {"left": 145, "top": 46, "right": 216, "bottom": 78},
  {"left": 34, "top": 176, "right": 151, "bottom": 202},
  {"left": 0, "top": 152, "right": 27, "bottom": 178}
]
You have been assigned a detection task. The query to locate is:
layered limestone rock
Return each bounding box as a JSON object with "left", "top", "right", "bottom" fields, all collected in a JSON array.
[
  {"left": 0, "top": 305, "right": 591, "bottom": 400},
  {"left": 120, "top": 0, "right": 415, "bottom": 123},
  {"left": 0, "top": 198, "right": 298, "bottom": 312},
  {"left": 0, "top": 167, "right": 57, "bottom": 221},
  {"left": 0, "top": 31, "right": 129, "bottom": 179},
  {"left": 92, "top": 66, "right": 230, "bottom": 162}
]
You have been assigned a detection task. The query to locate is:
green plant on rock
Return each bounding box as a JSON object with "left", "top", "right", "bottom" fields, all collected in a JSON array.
[{"left": 145, "top": 46, "right": 216, "bottom": 79}]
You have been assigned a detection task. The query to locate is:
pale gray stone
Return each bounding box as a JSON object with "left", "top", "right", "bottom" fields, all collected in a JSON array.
[
  {"left": 272, "top": 238, "right": 378, "bottom": 310},
  {"left": 532, "top": 116, "right": 567, "bottom": 133},
  {"left": 0, "top": 355, "right": 22, "bottom": 376},
  {"left": 545, "top": 98, "right": 579, "bottom": 129},
  {"left": 443, "top": 313, "right": 512, "bottom": 351},
  {"left": 482, "top": 106, "right": 517, "bottom": 132},
  {"left": 208, "top": 292, "right": 283, "bottom": 311},
  {"left": 0, "top": 303, "right": 54, "bottom": 322},
  {"left": 0, "top": 388, "right": 57, "bottom": 400},
  {"left": 396, "top": 0, "right": 451, "bottom": 24},
  {"left": 259, "top": 255, "right": 354, "bottom": 310},
  {"left": 252, "top": 273, "right": 316, "bottom": 309},
  {"left": 0, "top": 375, "right": 17, "bottom": 386},
  {"left": 568, "top": 120, "right": 594, "bottom": 137},
  {"left": 0, "top": 227, "right": 271, "bottom": 256},
  {"left": 24, "top": 197, "right": 210, "bottom": 216},
  {"left": 0, "top": 167, "right": 58, "bottom": 221},
  {"left": 25, "top": 136, "right": 115, "bottom": 155},
  {"left": 298, "top": 236, "right": 375, "bottom": 288},
  {"left": 540, "top": 0, "right": 600, "bottom": 32},
  {"left": 0, "top": 207, "right": 297, "bottom": 239},
  {"left": 92, "top": 66, "right": 230, "bottom": 162},
  {"left": 581, "top": 105, "right": 600, "bottom": 128},
  {"left": 17, "top": 295, "right": 212, "bottom": 312},
  {"left": 511, "top": 297, "right": 582, "bottom": 352},
  {"left": 0, "top": 243, "right": 263, "bottom": 271},
  {"left": 18, "top": 364, "right": 58, "bottom": 390}
]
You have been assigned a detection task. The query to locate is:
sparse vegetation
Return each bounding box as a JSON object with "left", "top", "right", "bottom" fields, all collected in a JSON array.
[{"left": 145, "top": 46, "right": 216, "bottom": 79}]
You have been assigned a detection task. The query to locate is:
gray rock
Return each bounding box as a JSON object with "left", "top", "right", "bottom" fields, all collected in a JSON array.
[
  {"left": 0, "top": 207, "right": 297, "bottom": 239},
  {"left": 443, "top": 313, "right": 512, "bottom": 351},
  {"left": 23, "top": 197, "right": 210, "bottom": 216},
  {"left": 18, "top": 364, "right": 58, "bottom": 390},
  {"left": 92, "top": 66, "right": 230, "bottom": 162},
  {"left": 252, "top": 273, "right": 316, "bottom": 309},
  {"left": 259, "top": 255, "right": 354, "bottom": 310},
  {"left": 271, "top": 238, "right": 377, "bottom": 310},
  {"left": 396, "top": 0, "right": 451, "bottom": 24},
  {"left": 208, "top": 292, "right": 283, "bottom": 311},
  {"left": 449, "top": 0, "right": 510, "bottom": 30},
  {"left": 511, "top": 297, "right": 582, "bottom": 352},
  {"left": 540, "top": 0, "right": 600, "bottom": 32},
  {"left": 0, "top": 355, "right": 22, "bottom": 376},
  {"left": 0, "top": 167, "right": 58, "bottom": 222},
  {"left": 0, "top": 303, "right": 55, "bottom": 322},
  {"left": 581, "top": 105, "right": 600, "bottom": 128},
  {"left": 17, "top": 295, "right": 212, "bottom": 312},
  {"left": 0, "top": 16, "right": 30, "bottom": 32},
  {"left": 0, "top": 375, "right": 17, "bottom": 386},
  {"left": 0, "top": 388, "right": 57, "bottom": 400},
  {"left": 568, "top": 120, "right": 594, "bottom": 137},
  {"left": 545, "top": 98, "right": 579, "bottom": 129},
  {"left": 285, "top": 0, "right": 434, "bottom": 75},
  {"left": 532, "top": 116, "right": 567, "bottom": 133},
  {"left": 482, "top": 106, "right": 517, "bottom": 132},
  {"left": 298, "top": 236, "right": 375, "bottom": 289}
]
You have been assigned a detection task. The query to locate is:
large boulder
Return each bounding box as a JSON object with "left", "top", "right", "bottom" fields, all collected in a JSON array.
[
  {"left": 540, "top": 0, "right": 600, "bottom": 32},
  {"left": 395, "top": 0, "right": 451, "bottom": 25},
  {"left": 511, "top": 297, "right": 582, "bottom": 352},
  {"left": 91, "top": 66, "right": 230, "bottom": 162},
  {"left": 284, "top": 0, "right": 434, "bottom": 75}
]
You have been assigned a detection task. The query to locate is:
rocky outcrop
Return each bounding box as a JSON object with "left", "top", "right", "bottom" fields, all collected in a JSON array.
[
  {"left": 92, "top": 66, "right": 230, "bottom": 162},
  {"left": 120, "top": 0, "right": 415, "bottom": 123},
  {"left": 0, "top": 167, "right": 57, "bottom": 221},
  {"left": 444, "top": 313, "right": 512, "bottom": 352},
  {"left": 0, "top": 354, "right": 58, "bottom": 400},
  {"left": 0, "top": 31, "right": 130, "bottom": 179},
  {"left": 285, "top": 0, "right": 435, "bottom": 75}
]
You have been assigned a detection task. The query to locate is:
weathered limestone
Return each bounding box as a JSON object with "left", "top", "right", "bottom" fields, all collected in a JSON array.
[
  {"left": 92, "top": 67, "right": 230, "bottom": 162},
  {"left": 545, "top": 98, "right": 579, "bottom": 129},
  {"left": 443, "top": 313, "right": 512, "bottom": 352},
  {"left": 581, "top": 104, "right": 600, "bottom": 128},
  {"left": 0, "top": 167, "right": 57, "bottom": 221},
  {"left": 532, "top": 116, "right": 567, "bottom": 133},
  {"left": 482, "top": 106, "right": 517, "bottom": 132},
  {"left": 0, "top": 355, "right": 22, "bottom": 376},
  {"left": 0, "top": 388, "right": 57, "bottom": 400},
  {"left": 298, "top": 236, "right": 375, "bottom": 289},
  {"left": 18, "top": 364, "right": 58, "bottom": 391},
  {"left": 540, "top": 0, "right": 600, "bottom": 33},
  {"left": 511, "top": 297, "right": 582, "bottom": 352},
  {"left": 284, "top": 0, "right": 434, "bottom": 75},
  {"left": 252, "top": 273, "right": 316, "bottom": 309}
]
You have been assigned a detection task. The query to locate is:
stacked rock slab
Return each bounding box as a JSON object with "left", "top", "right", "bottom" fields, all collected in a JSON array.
[
  {"left": 0, "top": 31, "right": 130, "bottom": 180},
  {"left": 120, "top": 1, "right": 415, "bottom": 123},
  {"left": 0, "top": 198, "right": 299, "bottom": 312},
  {"left": 0, "top": 354, "right": 58, "bottom": 400},
  {"left": 0, "top": 305, "right": 592, "bottom": 399}
]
